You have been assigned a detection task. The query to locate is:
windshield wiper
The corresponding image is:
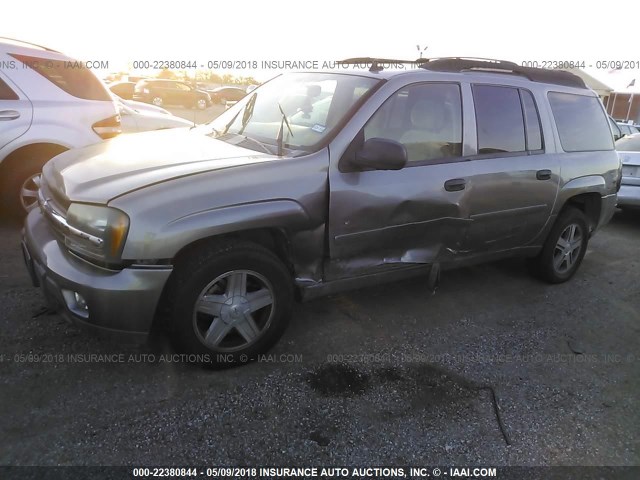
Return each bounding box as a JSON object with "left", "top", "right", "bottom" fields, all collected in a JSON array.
[
  {"left": 237, "top": 135, "right": 274, "bottom": 154},
  {"left": 276, "top": 103, "right": 293, "bottom": 157},
  {"left": 238, "top": 93, "right": 257, "bottom": 135},
  {"left": 220, "top": 92, "right": 258, "bottom": 136}
]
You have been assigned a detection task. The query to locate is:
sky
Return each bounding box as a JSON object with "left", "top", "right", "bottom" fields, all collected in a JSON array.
[{"left": 4, "top": 0, "right": 639, "bottom": 90}]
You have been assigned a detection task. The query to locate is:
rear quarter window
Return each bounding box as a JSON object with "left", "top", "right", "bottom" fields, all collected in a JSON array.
[
  {"left": 0, "top": 77, "right": 18, "bottom": 100},
  {"left": 9, "top": 54, "right": 111, "bottom": 101},
  {"left": 548, "top": 92, "right": 613, "bottom": 152}
]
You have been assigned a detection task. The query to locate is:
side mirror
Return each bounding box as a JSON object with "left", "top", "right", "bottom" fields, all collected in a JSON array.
[{"left": 352, "top": 138, "right": 408, "bottom": 171}]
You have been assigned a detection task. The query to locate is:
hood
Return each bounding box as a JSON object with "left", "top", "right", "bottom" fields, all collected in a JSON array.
[{"left": 43, "top": 129, "right": 276, "bottom": 204}]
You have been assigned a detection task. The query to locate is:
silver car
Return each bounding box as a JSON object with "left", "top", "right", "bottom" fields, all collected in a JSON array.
[
  {"left": 615, "top": 133, "right": 640, "bottom": 209},
  {"left": 22, "top": 58, "right": 622, "bottom": 366}
]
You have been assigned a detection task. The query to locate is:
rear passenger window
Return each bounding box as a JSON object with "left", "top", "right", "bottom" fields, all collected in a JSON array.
[
  {"left": 9, "top": 54, "right": 111, "bottom": 101},
  {"left": 520, "top": 90, "right": 543, "bottom": 151},
  {"left": 548, "top": 92, "right": 614, "bottom": 152},
  {"left": 473, "top": 85, "right": 525, "bottom": 153},
  {"left": 0, "top": 77, "right": 18, "bottom": 100},
  {"left": 364, "top": 83, "right": 463, "bottom": 164}
]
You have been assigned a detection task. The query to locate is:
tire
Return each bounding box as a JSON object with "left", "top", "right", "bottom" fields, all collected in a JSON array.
[
  {"left": 219, "top": 96, "right": 227, "bottom": 105},
  {"left": 527, "top": 207, "right": 590, "bottom": 283},
  {"left": 1, "top": 148, "right": 65, "bottom": 219},
  {"left": 165, "top": 240, "right": 293, "bottom": 368},
  {"left": 152, "top": 96, "right": 163, "bottom": 107},
  {"left": 196, "top": 98, "right": 207, "bottom": 110}
]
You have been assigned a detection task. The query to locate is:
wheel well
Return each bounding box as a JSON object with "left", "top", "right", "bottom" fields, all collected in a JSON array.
[
  {"left": 0, "top": 143, "right": 68, "bottom": 173},
  {"left": 152, "top": 228, "right": 295, "bottom": 332},
  {"left": 172, "top": 228, "right": 295, "bottom": 274},
  {"left": 562, "top": 193, "right": 601, "bottom": 231}
]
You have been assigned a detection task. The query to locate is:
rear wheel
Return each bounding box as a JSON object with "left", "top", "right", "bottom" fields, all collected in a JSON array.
[
  {"left": 152, "top": 96, "right": 163, "bottom": 107},
  {"left": 166, "top": 240, "right": 293, "bottom": 367},
  {"left": 1, "top": 146, "right": 66, "bottom": 219},
  {"left": 528, "top": 207, "right": 589, "bottom": 283}
]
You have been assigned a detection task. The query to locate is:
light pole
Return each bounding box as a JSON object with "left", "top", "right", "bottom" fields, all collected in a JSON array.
[{"left": 416, "top": 45, "right": 428, "bottom": 59}]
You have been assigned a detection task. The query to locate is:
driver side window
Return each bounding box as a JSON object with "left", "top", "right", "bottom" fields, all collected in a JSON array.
[{"left": 364, "top": 83, "right": 463, "bottom": 164}]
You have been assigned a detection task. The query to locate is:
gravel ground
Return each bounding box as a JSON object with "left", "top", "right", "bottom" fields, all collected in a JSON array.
[{"left": 0, "top": 211, "right": 638, "bottom": 467}]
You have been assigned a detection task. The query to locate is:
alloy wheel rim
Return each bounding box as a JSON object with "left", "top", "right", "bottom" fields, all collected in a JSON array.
[
  {"left": 20, "top": 173, "right": 41, "bottom": 212},
  {"left": 192, "top": 269, "right": 275, "bottom": 352},
  {"left": 553, "top": 223, "right": 583, "bottom": 274}
]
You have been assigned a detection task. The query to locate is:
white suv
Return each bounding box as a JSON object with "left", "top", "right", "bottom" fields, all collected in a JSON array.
[{"left": 0, "top": 38, "right": 120, "bottom": 217}]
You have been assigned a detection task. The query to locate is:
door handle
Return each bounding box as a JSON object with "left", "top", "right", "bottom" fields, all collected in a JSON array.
[
  {"left": 536, "top": 169, "right": 552, "bottom": 180},
  {"left": 0, "top": 110, "right": 20, "bottom": 121},
  {"left": 444, "top": 178, "right": 466, "bottom": 192}
]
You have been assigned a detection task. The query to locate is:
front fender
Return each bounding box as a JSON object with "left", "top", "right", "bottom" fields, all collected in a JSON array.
[{"left": 120, "top": 200, "right": 311, "bottom": 259}]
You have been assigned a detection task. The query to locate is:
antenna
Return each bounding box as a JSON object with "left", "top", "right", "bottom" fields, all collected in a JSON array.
[{"left": 416, "top": 44, "right": 428, "bottom": 59}]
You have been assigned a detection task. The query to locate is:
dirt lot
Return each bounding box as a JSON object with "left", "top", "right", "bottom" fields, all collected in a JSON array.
[{"left": 0, "top": 210, "right": 638, "bottom": 467}]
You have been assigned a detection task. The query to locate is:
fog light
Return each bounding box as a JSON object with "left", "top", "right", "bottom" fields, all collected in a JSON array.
[
  {"left": 74, "top": 292, "right": 88, "bottom": 310},
  {"left": 61, "top": 289, "right": 89, "bottom": 318}
]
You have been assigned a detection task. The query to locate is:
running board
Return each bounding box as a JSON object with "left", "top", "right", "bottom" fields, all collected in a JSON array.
[{"left": 299, "top": 264, "right": 435, "bottom": 301}]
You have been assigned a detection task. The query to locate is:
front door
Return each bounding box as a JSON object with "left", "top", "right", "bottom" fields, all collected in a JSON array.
[{"left": 327, "top": 82, "right": 472, "bottom": 279}]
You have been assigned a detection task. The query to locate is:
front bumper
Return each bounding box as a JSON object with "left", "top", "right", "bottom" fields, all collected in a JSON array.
[
  {"left": 22, "top": 208, "right": 173, "bottom": 341},
  {"left": 617, "top": 181, "right": 640, "bottom": 208}
]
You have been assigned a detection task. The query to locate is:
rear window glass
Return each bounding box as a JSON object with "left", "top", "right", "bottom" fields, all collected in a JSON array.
[
  {"left": 615, "top": 134, "right": 640, "bottom": 151},
  {"left": 9, "top": 54, "right": 111, "bottom": 101},
  {"left": 0, "top": 77, "right": 18, "bottom": 100},
  {"left": 548, "top": 92, "right": 613, "bottom": 152}
]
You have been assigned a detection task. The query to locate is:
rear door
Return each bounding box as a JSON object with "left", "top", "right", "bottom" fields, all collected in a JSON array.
[
  {"left": 0, "top": 72, "right": 32, "bottom": 150},
  {"left": 458, "top": 84, "right": 560, "bottom": 251}
]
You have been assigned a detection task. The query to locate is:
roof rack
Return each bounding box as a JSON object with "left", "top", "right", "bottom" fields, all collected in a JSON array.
[
  {"left": 0, "top": 37, "right": 60, "bottom": 53},
  {"left": 419, "top": 57, "right": 587, "bottom": 89},
  {"left": 337, "top": 56, "right": 587, "bottom": 89}
]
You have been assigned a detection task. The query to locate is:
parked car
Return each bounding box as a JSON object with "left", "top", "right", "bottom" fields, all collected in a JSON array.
[
  {"left": 615, "top": 133, "right": 640, "bottom": 209},
  {"left": 208, "top": 86, "right": 247, "bottom": 105},
  {"left": 608, "top": 116, "right": 624, "bottom": 141},
  {"left": 117, "top": 101, "right": 193, "bottom": 133},
  {"left": 0, "top": 37, "right": 120, "bottom": 217},
  {"left": 617, "top": 122, "right": 640, "bottom": 136},
  {"left": 108, "top": 81, "right": 136, "bottom": 100},
  {"left": 133, "top": 79, "right": 211, "bottom": 109},
  {"left": 23, "top": 58, "right": 621, "bottom": 366},
  {"left": 114, "top": 94, "right": 172, "bottom": 116}
]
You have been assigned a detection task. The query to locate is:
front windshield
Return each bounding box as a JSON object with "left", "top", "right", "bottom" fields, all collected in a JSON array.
[{"left": 207, "top": 72, "right": 381, "bottom": 155}]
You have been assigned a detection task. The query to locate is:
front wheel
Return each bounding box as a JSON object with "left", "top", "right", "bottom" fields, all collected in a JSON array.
[
  {"left": 166, "top": 241, "right": 293, "bottom": 367},
  {"left": 528, "top": 207, "right": 589, "bottom": 283}
]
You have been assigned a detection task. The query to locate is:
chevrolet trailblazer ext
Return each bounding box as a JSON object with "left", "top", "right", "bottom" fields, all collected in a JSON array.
[{"left": 22, "top": 58, "right": 621, "bottom": 366}]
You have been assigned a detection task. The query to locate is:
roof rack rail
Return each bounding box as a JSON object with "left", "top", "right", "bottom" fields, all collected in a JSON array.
[
  {"left": 0, "top": 37, "right": 59, "bottom": 53},
  {"left": 419, "top": 57, "right": 587, "bottom": 89},
  {"left": 337, "top": 57, "right": 423, "bottom": 73}
]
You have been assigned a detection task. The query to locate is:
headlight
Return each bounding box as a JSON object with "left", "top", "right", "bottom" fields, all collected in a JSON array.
[{"left": 65, "top": 203, "right": 129, "bottom": 264}]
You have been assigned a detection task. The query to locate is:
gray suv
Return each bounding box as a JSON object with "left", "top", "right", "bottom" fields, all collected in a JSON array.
[{"left": 22, "top": 58, "right": 622, "bottom": 366}]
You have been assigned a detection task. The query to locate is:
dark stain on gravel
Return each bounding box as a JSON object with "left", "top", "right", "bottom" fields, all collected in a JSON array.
[
  {"left": 307, "top": 363, "right": 370, "bottom": 396},
  {"left": 309, "top": 430, "right": 331, "bottom": 446}
]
